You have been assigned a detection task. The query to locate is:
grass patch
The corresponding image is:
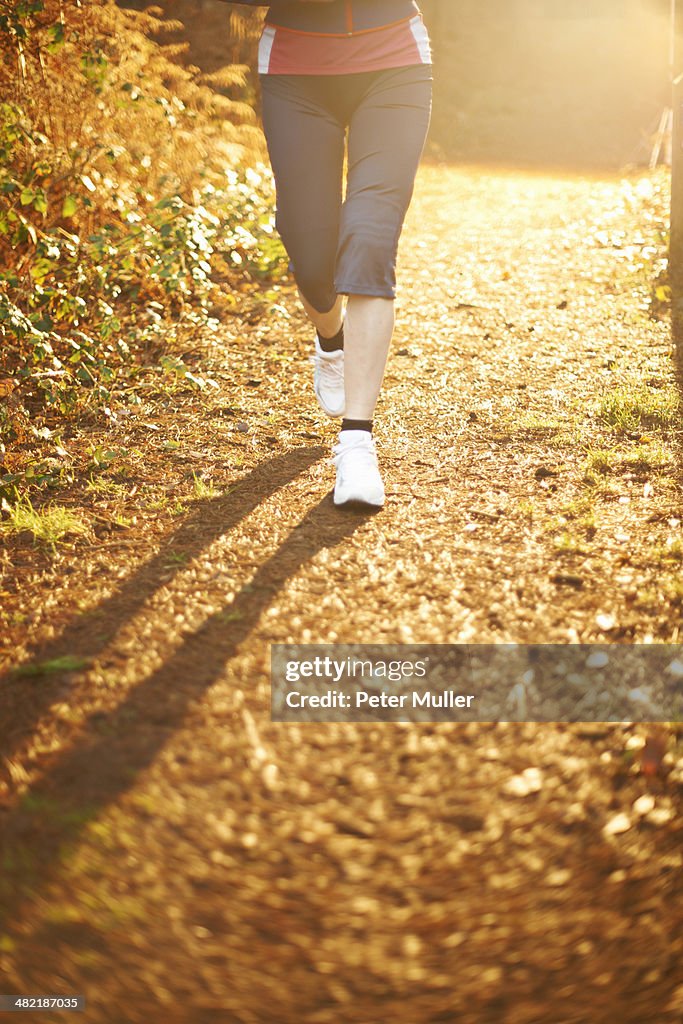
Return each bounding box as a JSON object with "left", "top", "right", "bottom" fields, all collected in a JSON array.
[
  {"left": 553, "top": 530, "right": 591, "bottom": 555},
  {"left": 621, "top": 442, "right": 672, "bottom": 473},
  {"left": 164, "top": 551, "right": 188, "bottom": 567},
  {"left": 597, "top": 384, "right": 680, "bottom": 433},
  {"left": 583, "top": 441, "right": 673, "bottom": 485},
  {"left": 546, "top": 426, "right": 590, "bottom": 448},
  {"left": 1, "top": 497, "right": 90, "bottom": 548},
  {"left": 511, "top": 411, "right": 566, "bottom": 436},
  {"left": 85, "top": 476, "right": 132, "bottom": 499},
  {"left": 583, "top": 446, "right": 619, "bottom": 480},
  {"left": 634, "top": 575, "right": 683, "bottom": 610},
  {"left": 650, "top": 537, "right": 683, "bottom": 564},
  {"left": 546, "top": 496, "right": 597, "bottom": 556},
  {"left": 192, "top": 473, "right": 220, "bottom": 500},
  {"left": 12, "top": 655, "right": 91, "bottom": 678},
  {"left": 146, "top": 494, "right": 171, "bottom": 512},
  {"left": 111, "top": 512, "right": 133, "bottom": 528},
  {"left": 516, "top": 499, "right": 535, "bottom": 521},
  {"left": 557, "top": 496, "right": 595, "bottom": 522}
]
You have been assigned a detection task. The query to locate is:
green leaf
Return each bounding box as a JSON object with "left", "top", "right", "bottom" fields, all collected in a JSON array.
[
  {"left": 46, "top": 20, "right": 65, "bottom": 53},
  {"left": 62, "top": 194, "right": 78, "bottom": 218}
]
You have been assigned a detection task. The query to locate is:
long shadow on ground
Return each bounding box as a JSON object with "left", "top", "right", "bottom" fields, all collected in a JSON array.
[
  {"left": 0, "top": 446, "right": 324, "bottom": 766},
  {"left": 0, "top": 471, "right": 367, "bottom": 929}
]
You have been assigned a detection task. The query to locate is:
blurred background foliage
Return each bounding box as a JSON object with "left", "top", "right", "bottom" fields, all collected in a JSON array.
[
  {"left": 422, "top": 0, "right": 672, "bottom": 167},
  {"left": 0, "top": 0, "right": 284, "bottom": 500}
]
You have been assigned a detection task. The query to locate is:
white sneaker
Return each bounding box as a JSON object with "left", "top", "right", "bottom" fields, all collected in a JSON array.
[
  {"left": 310, "top": 338, "right": 345, "bottom": 418},
  {"left": 332, "top": 430, "right": 385, "bottom": 508}
]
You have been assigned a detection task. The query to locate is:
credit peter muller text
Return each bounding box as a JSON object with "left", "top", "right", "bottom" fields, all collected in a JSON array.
[
  {"left": 270, "top": 648, "right": 479, "bottom": 721},
  {"left": 283, "top": 689, "right": 475, "bottom": 710},
  {"left": 271, "top": 642, "right": 683, "bottom": 724}
]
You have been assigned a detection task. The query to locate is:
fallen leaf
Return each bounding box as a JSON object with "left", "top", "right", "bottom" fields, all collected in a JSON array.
[{"left": 603, "top": 813, "right": 631, "bottom": 836}]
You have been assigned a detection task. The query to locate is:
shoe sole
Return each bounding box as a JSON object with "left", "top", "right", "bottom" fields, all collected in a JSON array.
[
  {"left": 333, "top": 497, "right": 384, "bottom": 511},
  {"left": 333, "top": 488, "right": 385, "bottom": 510}
]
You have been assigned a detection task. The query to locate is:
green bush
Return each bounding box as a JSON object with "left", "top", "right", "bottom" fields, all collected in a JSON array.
[{"left": 0, "top": 0, "right": 286, "bottom": 498}]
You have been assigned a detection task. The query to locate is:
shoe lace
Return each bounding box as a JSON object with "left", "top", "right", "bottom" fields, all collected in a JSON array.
[{"left": 331, "top": 436, "right": 377, "bottom": 469}]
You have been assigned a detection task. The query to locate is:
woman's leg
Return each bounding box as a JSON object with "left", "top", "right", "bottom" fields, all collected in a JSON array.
[
  {"left": 259, "top": 74, "right": 348, "bottom": 416},
  {"left": 330, "top": 66, "right": 432, "bottom": 507},
  {"left": 259, "top": 74, "right": 345, "bottom": 321},
  {"left": 342, "top": 296, "right": 395, "bottom": 420},
  {"left": 298, "top": 292, "right": 344, "bottom": 340},
  {"left": 338, "top": 65, "right": 433, "bottom": 421}
]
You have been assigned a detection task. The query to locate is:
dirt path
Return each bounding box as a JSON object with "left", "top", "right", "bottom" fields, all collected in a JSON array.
[{"left": 1, "top": 165, "right": 682, "bottom": 1024}]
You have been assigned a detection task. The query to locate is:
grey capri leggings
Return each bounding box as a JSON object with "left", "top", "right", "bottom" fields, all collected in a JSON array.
[{"left": 259, "top": 64, "right": 433, "bottom": 314}]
